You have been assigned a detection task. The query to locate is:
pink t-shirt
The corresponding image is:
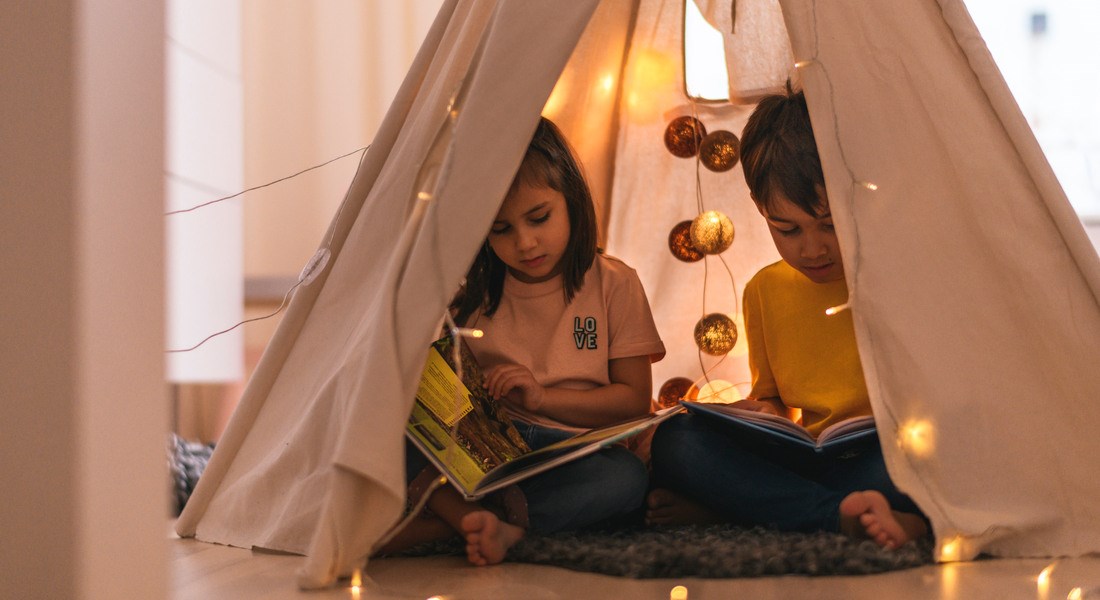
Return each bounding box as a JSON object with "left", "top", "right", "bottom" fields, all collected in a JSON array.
[{"left": 466, "top": 253, "right": 665, "bottom": 430}]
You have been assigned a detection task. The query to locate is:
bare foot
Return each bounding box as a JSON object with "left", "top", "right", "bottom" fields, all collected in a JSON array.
[
  {"left": 839, "top": 491, "right": 928, "bottom": 550},
  {"left": 459, "top": 510, "right": 524, "bottom": 566},
  {"left": 645, "top": 488, "right": 725, "bottom": 526}
]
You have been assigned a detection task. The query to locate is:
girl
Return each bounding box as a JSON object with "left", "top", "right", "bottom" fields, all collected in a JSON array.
[{"left": 384, "top": 117, "right": 665, "bottom": 565}]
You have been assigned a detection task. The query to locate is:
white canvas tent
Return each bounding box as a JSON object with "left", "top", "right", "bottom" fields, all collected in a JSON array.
[{"left": 176, "top": 0, "right": 1100, "bottom": 589}]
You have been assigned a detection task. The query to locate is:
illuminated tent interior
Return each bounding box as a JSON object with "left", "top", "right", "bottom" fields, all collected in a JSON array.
[{"left": 175, "top": 0, "right": 1100, "bottom": 588}]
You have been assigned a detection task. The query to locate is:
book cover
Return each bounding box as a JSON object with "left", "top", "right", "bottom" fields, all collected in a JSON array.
[
  {"left": 681, "top": 400, "right": 877, "bottom": 456},
  {"left": 407, "top": 337, "right": 680, "bottom": 499}
]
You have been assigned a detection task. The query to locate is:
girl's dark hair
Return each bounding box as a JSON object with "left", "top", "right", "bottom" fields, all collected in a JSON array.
[
  {"left": 739, "top": 87, "right": 826, "bottom": 216},
  {"left": 450, "top": 117, "right": 598, "bottom": 326}
]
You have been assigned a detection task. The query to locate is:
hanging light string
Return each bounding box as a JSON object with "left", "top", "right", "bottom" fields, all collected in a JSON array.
[
  {"left": 165, "top": 146, "right": 368, "bottom": 216},
  {"left": 164, "top": 145, "right": 369, "bottom": 353},
  {"left": 686, "top": 98, "right": 740, "bottom": 392}
]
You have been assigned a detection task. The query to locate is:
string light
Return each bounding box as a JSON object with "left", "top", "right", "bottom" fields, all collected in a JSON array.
[
  {"left": 858, "top": 181, "right": 879, "bottom": 191},
  {"left": 1038, "top": 564, "right": 1055, "bottom": 598},
  {"left": 696, "top": 379, "right": 741, "bottom": 403},
  {"left": 794, "top": 59, "right": 816, "bottom": 69},
  {"left": 670, "top": 585, "right": 689, "bottom": 600},
  {"left": 824, "top": 302, "right": 850, "bottom": 316},
  {"left": 1068, "top": 588, "right": 1083, "bottom": 600},
  {"left": 449, "top": 327, "right": 484, "bottom": 339},
  {"left": 938, "top": 535, "right": 963, "bottom": 562},
  {"left": 898, "top": 419, "right": 935, "bottom": 458}
]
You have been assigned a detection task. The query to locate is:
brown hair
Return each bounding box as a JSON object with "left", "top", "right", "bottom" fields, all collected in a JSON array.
[
  {"left": 450, "top": 117, "right": 598, "bottom": 325},
  {"left": 739, "top": 88, "right": 826, "bottom": 216}
]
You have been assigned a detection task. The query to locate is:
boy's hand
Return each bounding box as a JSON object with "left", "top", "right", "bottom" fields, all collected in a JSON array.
[
  {"left": 732, "top": 398, "right": 782, "bottom": 416},
  {"left": 483, "top": 364, "right": 546, "bottom": 413}
]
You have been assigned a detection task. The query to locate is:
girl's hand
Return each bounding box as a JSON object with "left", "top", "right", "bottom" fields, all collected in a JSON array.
[{"left": 483, "top": 364, "right": 546, "bottom": 413}]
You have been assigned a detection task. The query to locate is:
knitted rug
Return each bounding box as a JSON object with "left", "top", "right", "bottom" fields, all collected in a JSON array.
[
  {"left": 169, "top": 437, "right": 934, "bottom": 577},
  {"left": 397, "top": 525, "right": 935, "bottom": 578}
]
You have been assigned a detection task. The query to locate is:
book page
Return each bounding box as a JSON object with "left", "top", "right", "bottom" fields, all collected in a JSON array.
[{"left": 407, "top": 337, "right": 531, "bottom": 495}]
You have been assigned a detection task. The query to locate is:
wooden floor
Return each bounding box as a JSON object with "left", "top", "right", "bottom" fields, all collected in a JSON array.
[{"left": 172, "top": 535, "right": 1100, "bottom": 599}]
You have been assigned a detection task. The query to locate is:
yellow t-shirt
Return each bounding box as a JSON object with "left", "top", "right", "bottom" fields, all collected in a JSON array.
[{"left": 743, "top": 260, "right": 870, "bottom": 436}]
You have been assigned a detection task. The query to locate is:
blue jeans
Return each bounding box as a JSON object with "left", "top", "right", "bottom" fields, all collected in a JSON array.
[
  {"left": 650, "top": 413, "right": 923, "bottom": 532},
  {"left": 406, "top": 421, "right": 648, "bottom": 534}
]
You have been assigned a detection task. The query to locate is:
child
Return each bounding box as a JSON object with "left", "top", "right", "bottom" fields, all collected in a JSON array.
[
  {"left": 382, "top": 117, "right": 666, "bottom": 565},
  {"left": 646, "top": 89, "right": 928, "bottom": 549}
]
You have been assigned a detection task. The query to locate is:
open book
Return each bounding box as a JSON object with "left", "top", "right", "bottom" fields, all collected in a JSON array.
[
  {"left": 682, "top": 400, "right": 877, "bottom": 456},
  {"left": 407, "top": 337, "right": 681, "bottom": 500}
]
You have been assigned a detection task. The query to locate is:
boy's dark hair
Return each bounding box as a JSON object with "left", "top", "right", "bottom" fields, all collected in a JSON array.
[
  {"left": 739, "top": 88, "right": 826, "bottom": 216},
  {"left": 450, "top": 117, "right": 598, "bottom": 326}
]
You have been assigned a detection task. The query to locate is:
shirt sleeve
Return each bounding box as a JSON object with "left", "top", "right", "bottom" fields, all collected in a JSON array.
[
  {"left": 604, "top": 259, "right": 666, "bottom": 363},
  {"left": 743, "top": 274, "right": 779, "bottom": 400}
]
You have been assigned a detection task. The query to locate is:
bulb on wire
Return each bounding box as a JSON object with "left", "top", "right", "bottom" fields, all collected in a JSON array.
[
  {"left": 699, "top": 130, "right": 740, "bottom": 172},
  {"left": 657, "top": 377, "right": 697, "bottom": 409},
  {"left": 664, "top": 116, "right": 707, "bottom": 158},
  {"left": 690, "top": 210, "right": 735, "bottom": 254},
  {"left": 668, "top": 220, "right": 704, "bottom": 262},
  {"left": 693, "top": 313, "right": 738, "bottom": 356}
]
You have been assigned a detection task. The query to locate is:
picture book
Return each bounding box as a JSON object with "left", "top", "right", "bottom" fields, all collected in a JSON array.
[
  {"left": 681, "top": 400, "right": 877, "bottom": 456},
  {"left": 407, "top": 336, "right": 681, "bottom": 500}
]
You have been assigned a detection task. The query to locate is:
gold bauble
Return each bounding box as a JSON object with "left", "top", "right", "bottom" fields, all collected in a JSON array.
[
  {"left": 657, "top": 377, "right": 696, "bottom": 409},
  {"left": 667, "top": 220, "right": 704, "bottom": 263},
  {"left": 663, "top": 116, "right": 707, "bottom": 158},
  {"left": 693, "top": 313, "right": 738, "bottom": 356},
  {"left": 690, "top": 210, "right": 735, "bottom": 254},
  {"left": 699, "top": 130, "right": 740, "bottom": 172}
]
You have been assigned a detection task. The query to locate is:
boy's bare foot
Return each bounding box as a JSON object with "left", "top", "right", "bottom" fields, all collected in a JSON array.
[
  {"left": 645, "top": 488, "right": 725, "bottom": 526},
  {"left": 839, "top": 490, "right": 928, "bottom": 550},
  {"left": 459, "top": 510, "right": 524, "bottom": 566}
]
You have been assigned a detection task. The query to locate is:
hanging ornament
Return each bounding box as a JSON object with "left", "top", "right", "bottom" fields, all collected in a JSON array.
[
  {"left": 657, "top": 377, "right": 696, "bottom": 409},
  {"left": 690, "top": 210, "right": 735, "bottom": 254},
  {"left": 667, "top": 220, "right": 704, "bottom": 262},
  {"left": 696, "top": 379, "right": 742, "bottom": 404},
  {"left": 663, "top": 116, "right": 707, "bottom": 158},
  {"left": 693, "top": 313, "right": 738, "bottom": 356},
  {"left": 699, "top": 130, "right": 741, "bottom": 172}
]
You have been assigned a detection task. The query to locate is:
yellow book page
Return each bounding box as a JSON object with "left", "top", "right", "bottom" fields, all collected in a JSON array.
[
  {"left": 408, "top": 402, "right": 489, "bottom": 492},
  {"left": 416, "top": 347, "right": 474, "bottom": 426}
]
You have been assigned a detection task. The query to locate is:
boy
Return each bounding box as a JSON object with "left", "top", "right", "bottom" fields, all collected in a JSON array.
[{"left": 646, "top": 89, "right": 927, "bottom": 549}]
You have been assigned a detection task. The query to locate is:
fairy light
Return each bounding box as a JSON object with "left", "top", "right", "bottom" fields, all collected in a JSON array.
[
  {"left": 898, "top": 419, "right": 935, "bottom": 458},
  {"left": 858, "top": 181, "right": 879, "bottom": 191},
  {"left": 824, "top": 302, "right": 850, "bottom": 316},
  {"left": 1038, "top": 564, "right": 1056, "bottom": 598},
  {"left": 450, "top": 327, "right": 484, "bottom": 339},
  {"left": 670, "top": 585, "right": 689, "bottom": 600},
  {"left": 696, "top": 379, "right": 741, "bottom": 403},
  {"left": 938, "top": 535, "right": 963, "bottom": 562},
  {"left": 1068, "top": 588, "right": 1083, "bottom": 600},
  {"left": 794, "top": 59, "right": 816, "bottom": 69}
]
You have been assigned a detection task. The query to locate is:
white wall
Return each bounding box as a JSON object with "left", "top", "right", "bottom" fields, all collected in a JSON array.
[
  {"left": 165, "top": 0, "right": 245, "bottom": 382},
  {"left": 0, "top": 1, "right": 167, "bottom": 598}
]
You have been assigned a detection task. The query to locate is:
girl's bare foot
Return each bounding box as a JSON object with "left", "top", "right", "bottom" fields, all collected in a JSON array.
[
  {"left": 645, "top": 488, "right": 725, "bottom": 526},
  {"left": 839, "top": 490, "right": 928, "bottom": 549},
  {"left": 459, "top": 510, "right": 524, "bottom": 566}
]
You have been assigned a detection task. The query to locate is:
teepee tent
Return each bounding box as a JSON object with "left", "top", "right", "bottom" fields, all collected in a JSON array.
[{"left": 176, "top": 0, "right": 1100, "bottom": 588}]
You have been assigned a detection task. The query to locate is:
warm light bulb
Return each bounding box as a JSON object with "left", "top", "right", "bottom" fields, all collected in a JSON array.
[
  {"left": 938, "top": 536, "right": 963, "bottom": 562},
  {"left": 697, "top": 379, "right": 741, "bottom": 403},
  {"left": 670, "top": 585, "right": 689, "bottom": 600},
  {"left": 417, "top": 191, "right": 432, "bottom": 201},
  {"left": 859, "top": 181, "right": 879, "bottom": 191},
  {"left": 1038, "top": 564, "right": 1055, "bottom": 598},
  {"left": 600, "top": 74, "right": 615, "bottom": 93},
  {"left": 689, "top": 210, "right": 735, "bottom": 254},
  {"left": 1068, "top": 588, "right": 1083, "bottom": 600},
  {"left": 825, "top": 303, "right": 850, "bottom": 316},
  {"left": 794, "top": 59, "right": 815, "bottom": 68},
  {"left": 898, "top": 419, "right": 935, "bottom": 458}
]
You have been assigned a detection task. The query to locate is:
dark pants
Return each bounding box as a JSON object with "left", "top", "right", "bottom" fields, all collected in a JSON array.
[
  {"left": 650, "top": 413, "right": 923, "bottom": 532},
  {"left": 406, "top": 421, "right": 648, "bottom": 533}
]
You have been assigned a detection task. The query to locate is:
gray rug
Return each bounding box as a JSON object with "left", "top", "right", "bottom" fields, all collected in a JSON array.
[{"left": 398, "top": 525, "right": 935, "bottom": 578}]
